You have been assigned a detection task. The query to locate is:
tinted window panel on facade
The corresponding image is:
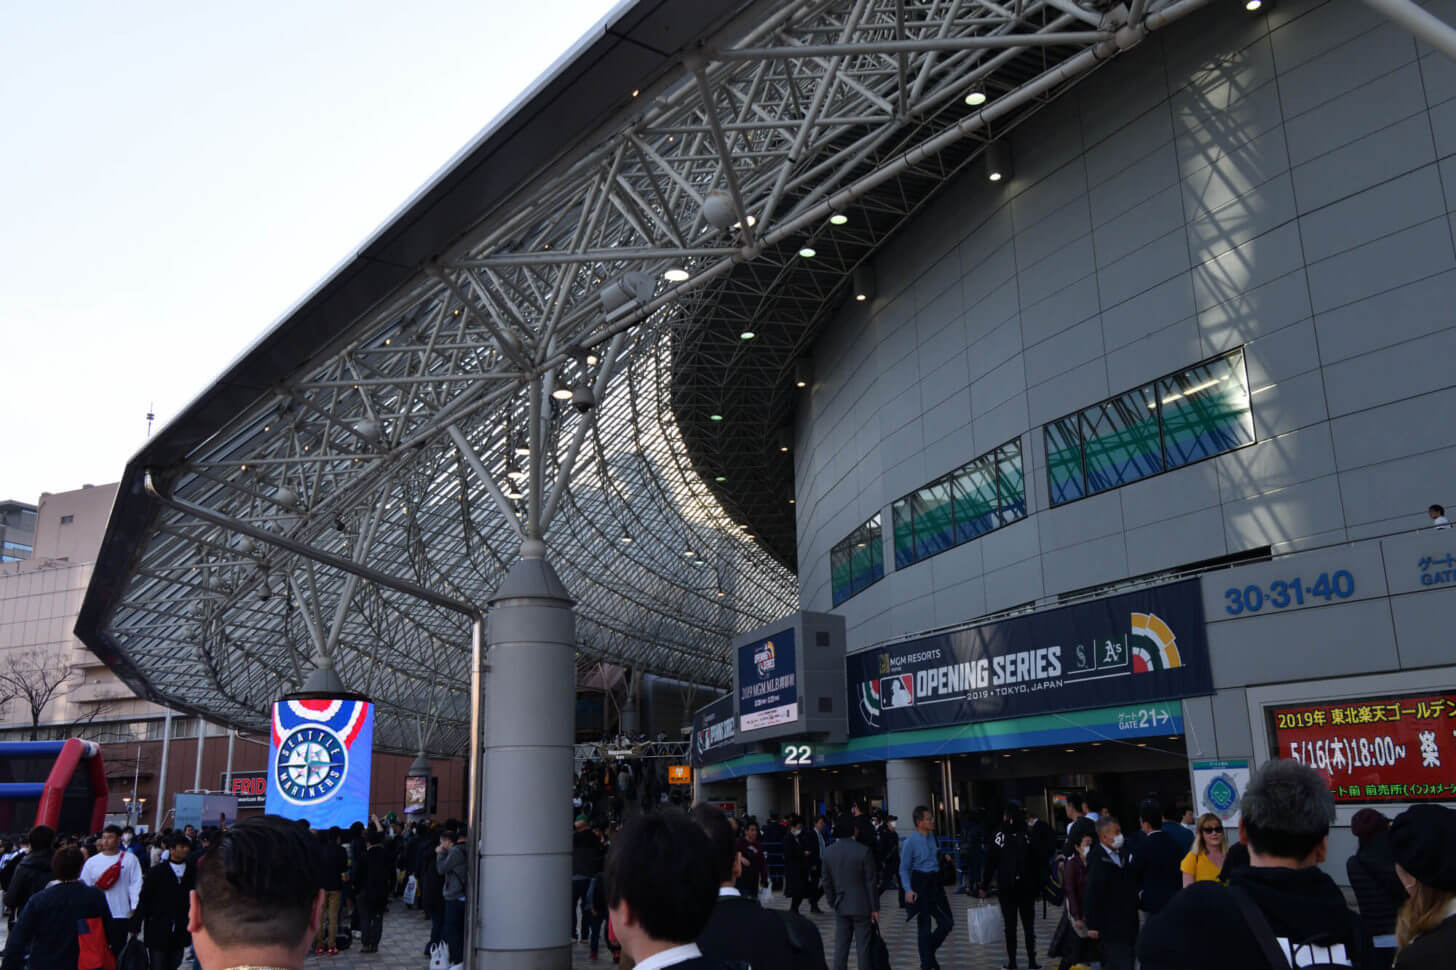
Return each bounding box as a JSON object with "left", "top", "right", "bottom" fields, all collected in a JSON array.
[
  {"left": 1081, "top": 384, "right": 1162, "bottom": 493},
  {"left": 912, "top": 479, "right": 955, "bottom": 560},
  {"left": 1045, "top": 416, "right": 1085, "bottom": 505},
  {"left": 951, "top": 456, "right": 999, "bottom": 542},
  {"left": 997, "top": 441, "right": 1026, "bottom": 520},
  {"left": 1159, "top": 351, "right": 1254, "bottom": 469}
]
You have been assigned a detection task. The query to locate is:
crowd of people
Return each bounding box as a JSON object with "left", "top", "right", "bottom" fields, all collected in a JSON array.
[
  {"left": 577, "top": 760, "right": 1456, "bottom": 970},
  {"left": 0, "top": 813, "right": 472, "bottom": 970},
  {"left": 0, "top": 758, "right": 1452, "bottom": 970}
]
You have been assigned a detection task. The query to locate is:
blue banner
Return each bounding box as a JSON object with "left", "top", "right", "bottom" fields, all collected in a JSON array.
[
  {"left": 847, "top": 579, "right": 1211, "bottom": 737},
  {"left": 737, "top": 628, "right": 798, "bottom": 732},
  {"left": 265, "top": 695, "right": 373, "bottom": 828}
]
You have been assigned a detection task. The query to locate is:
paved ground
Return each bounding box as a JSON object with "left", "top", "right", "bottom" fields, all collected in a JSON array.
[{"left": 0, "top": 893, "right": 1066, "bottom": 970}]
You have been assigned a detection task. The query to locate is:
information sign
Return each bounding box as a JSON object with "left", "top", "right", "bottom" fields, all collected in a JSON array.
[
  {"left": 1267, "top": 692, "right": 1456, "bottom": 803},
  {"left": 667, "top": 765, "right": 692, "bottom": 785},
  {"left": 691, "top": 695, "right": 747, "bottom": 767},
  {"left": 738, "top": 628, "right": 798, "bottom": 732},
  {"left": 1191, "top": 759, "right": 1250, "bottom": 827}
]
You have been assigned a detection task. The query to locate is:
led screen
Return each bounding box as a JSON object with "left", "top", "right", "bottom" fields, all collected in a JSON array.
[{"left": 265, "top": 696, "right": 373, "bottom": 828}]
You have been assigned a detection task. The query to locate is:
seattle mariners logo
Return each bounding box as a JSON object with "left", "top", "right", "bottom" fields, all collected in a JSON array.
[{"left": 271, "top": 698, "right": 369, "bottom": 805}]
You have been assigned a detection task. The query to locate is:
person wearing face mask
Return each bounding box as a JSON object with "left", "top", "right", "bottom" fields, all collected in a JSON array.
[
  {"left": 1083, "top": 816, "right": 1138, "bottom": 970},
  {"left": 1047, "top": 833, "right": 1097, "bottom": 970},
  {"left": 1181, "top": 813, "right": 1227, "bottom": 886},
  {"left": 1388, "top": 803, "right": 1456, "bottom": 969}
]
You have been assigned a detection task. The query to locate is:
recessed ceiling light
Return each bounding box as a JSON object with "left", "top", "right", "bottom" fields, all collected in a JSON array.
[
  {"left": 798, "top": 247, "right": 816, "bottom": 258},
  {"left": 1244, "top": 0, "right": 1262, "bottom": 8},
  {"left": 988, "top": 171, "right": 1003, "bottom": 182},
  {"left": 740, "top": 330, "right": 756, "bottom": 340},
  {"left": 855, "top": 293, "right": 867, "bottom": 302},
  {"left": 788, "top": 498, "right": 795, "bottom": 504},
  {"left": 664, "top": 267, "right": 689, "bottom": 282},
  {"left": 715, "top": 475, "right": 727, "bottom": 482},
  {"left": 631, "top": 88, "right": 640, "bottom": 97},
  {"left": 709, "top": 413, "right": 723, "bottom": 421},
  {"left": 829, "top": 213, "right": 848, "bottom": 226},
  {"left": 964, "top": 88, "right": 987, "bottom": 107}
]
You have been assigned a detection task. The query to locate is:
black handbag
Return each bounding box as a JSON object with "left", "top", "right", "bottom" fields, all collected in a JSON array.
[
  {"left": 938, "top": 852, "right": 957, "bottom": 886},
  {"left": 867, "top": 923, "right": 892, "bottom": 970}
]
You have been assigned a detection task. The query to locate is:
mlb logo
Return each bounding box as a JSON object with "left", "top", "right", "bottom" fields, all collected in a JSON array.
[
  {"left": 881, "top": 674, "right": 914, "bottom": 709},
  {"left": 755, "top": 641, "right": 776, "bottom": 676}
]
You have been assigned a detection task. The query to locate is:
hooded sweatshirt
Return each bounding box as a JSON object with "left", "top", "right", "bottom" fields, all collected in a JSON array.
[{"left": 1138, "top": 864, "right": 1373, "bottom": 970}]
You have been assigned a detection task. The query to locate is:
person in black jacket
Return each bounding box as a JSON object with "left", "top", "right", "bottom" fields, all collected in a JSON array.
[
  {"left": 417, "top": 825, "right": 445, "bottom": 955},
  {"left": 1138, "top": 759, "right": 1373, "bottom": 970},
  {"left": 1, "top": 846, "right": 111, "bottom": 970},
  {"left": 3, "top": 825, "right": 55, "bottom": 928},
  {"left": 572, "top": 815, "right": 604, "bottom": 941},
  {"left": 979, "top": 801, "right": 1040, "bottom": 970},
  {"left": 1344, "top": 808, "right": 1403, "bottom": 970},
  {"left": 605, "top": 811, "right": 730, "bottom": 970},
  {"left": 690, "top": 803, "right": 794, "bottom": 970},
  {"left": 355, "top": 829, "right": 393, "bottom": 953},
  {"left": 131, "top": 833, "right": 194, "bottom": 970},
  {"left": 1388, "top": 803, "right": 1456, "bottom": 970},
  {"left": 877, "top": 815, "right": 903, "bottom": 905},
  {"left": 1128, "top": 799, "right": 1182, "bottom": 916},
  {"left": 314, "top": 829, "right": 348, "bottom": 955},
  {"left": 1083, "top": 817, "right": 1138, "bottom": 970}
]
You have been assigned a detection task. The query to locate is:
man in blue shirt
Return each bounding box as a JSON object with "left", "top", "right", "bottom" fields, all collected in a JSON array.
[{"left": 899, "top": 806, "right": 952, "bottom": 970}]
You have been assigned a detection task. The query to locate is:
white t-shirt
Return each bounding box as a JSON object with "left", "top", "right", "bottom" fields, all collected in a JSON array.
[
  {"left": 1433, "top": 515, "right": 1451, "bottom": 530},
  {"left": 80, "top": 850, "right": 143, "bottom": 918}
]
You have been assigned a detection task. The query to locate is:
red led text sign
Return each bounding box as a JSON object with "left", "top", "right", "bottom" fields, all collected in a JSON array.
[{"left": 1268, "top": 692, "right": 1456, "bottom": 803}]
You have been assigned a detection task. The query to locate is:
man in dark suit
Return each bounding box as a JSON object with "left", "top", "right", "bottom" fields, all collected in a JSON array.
[
  {"left": 1128, "top": 799, "right": 1183, "bottom": 916},
  {"left": 821, "top": 818, "right": 878, "bottom": 970},
  {"left": 1084, "top": 816, "right": 1140, "bottom": 970},
  {"left": 601, "top": 812, "right": 731, "bottom": 970},
  {"left": 690, "top": 804, "right": 794, "bottom": 970}
]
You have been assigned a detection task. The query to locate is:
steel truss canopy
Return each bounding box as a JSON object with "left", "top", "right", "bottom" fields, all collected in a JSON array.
[{"left": 78, "top": 0, "right": 1217, "bottom": 757}]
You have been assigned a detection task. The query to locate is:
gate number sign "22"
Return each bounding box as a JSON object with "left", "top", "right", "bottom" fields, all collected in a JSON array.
[{"left": 782, "top": 744, "right": 815, "bottom": 766}]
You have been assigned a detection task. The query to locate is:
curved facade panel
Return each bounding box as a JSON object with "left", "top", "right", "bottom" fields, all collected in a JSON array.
[{"left": 796, "top": 0, "right": 1456, "bottom": 650}]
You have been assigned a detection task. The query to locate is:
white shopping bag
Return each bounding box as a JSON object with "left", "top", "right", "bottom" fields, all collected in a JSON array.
[
  {"left": 759, "top": 886, "right": 774, "bottom": 905},
  {"left": 429, "top": 941, "right": 449, "bottom": 970},
  {"left": 403, "top": 874, "right": 419, "bottom": 906},
  {"left": 967, "top": 902, "right": 1000, "bottom": 946}
]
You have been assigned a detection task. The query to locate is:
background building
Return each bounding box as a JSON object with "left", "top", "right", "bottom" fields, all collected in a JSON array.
[{"left": 0, "top": 500, "right": 36, "bottom": 563}]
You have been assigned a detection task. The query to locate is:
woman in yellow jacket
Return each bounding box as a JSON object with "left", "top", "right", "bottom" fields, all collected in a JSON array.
[{"left": 1180, "top": 813, "right": 1227, "bottom": 886}]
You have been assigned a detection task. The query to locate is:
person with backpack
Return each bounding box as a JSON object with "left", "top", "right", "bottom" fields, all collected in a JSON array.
[
  {"left": 5, "top": 825, "right": 56, "bottom": 928},
  {"left": 80, "top": 825, "right": 143, "bottom": 957},
  {"left": 1138, "top": 759, "right": 1374, "bottom": 969},
  {"left": 1, "top": 846, "right": 113, "bottom": 970},
  {"left": 979, "top": 801, "right": 1040, "bottom": 970}
]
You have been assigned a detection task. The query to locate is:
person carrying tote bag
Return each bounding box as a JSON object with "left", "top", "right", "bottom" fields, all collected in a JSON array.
[{"left": 1049, "top": 832, "right": 1098, "bottom": 970}]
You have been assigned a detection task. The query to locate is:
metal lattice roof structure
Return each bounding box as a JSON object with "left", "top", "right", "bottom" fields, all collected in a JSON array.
[{"left": 77, "top": 0, "right": 1216, "bottom": 756}]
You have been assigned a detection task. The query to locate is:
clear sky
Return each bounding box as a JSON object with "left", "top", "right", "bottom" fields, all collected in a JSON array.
[{"left": 0, "top": 0, "right": 621, "bottom": 503}]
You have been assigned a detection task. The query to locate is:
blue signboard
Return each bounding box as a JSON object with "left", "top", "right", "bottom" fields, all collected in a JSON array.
[
  {"left": 691, "top": 694, "right": 747, "bottom": 767},
  {"left": 265, "top": 695, "right": 373, "bottom": 828},
  {"left": 737, "top": 628, "right": 798, "bottom": 732},
  {"left": 847, "top": 579, "right": 1211, "bottom": 737}
]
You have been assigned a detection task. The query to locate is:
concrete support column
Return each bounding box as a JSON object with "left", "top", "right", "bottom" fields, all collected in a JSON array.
[
  {"left": 192, "top": 720, "right": 206, "bottom": 790},
  {"left": 746, "top": 773, "right": 776, "bottom": 821},
  {"left": 619, "top": 670, "right": 639, "bottom": 735},
  {"left": 479, "top": 546, "right": 576, "bottom": 970},
  {"left": 885, "top": 758, "right": 934, "bottom": 820}
]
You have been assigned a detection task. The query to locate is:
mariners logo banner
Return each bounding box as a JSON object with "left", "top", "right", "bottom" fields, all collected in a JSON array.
[
  {"left": 848, "top": 579, "right": 1211, "bottom": 737},
  {"left": 265, "top": 696, "right": 374, "bottom": 828}
]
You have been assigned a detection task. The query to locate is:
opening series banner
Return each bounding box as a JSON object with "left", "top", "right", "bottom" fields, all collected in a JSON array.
[
  {"left": 266, "top": 696, "right": 373, "bottom": 828},
  {"left": 848, "top": 579, "right": 1212, "bottom": 737},
  {"left": 691, "top": 694, "right": 747, "bottom": 768}
]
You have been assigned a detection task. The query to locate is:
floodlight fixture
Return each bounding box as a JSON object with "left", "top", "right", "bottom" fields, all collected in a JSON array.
[
  {"left": 986, "top": 141, "right": 1012, "bottom": 182},
  {"left": 852, "top": 265, "right": 876, "bottom": 303},
  {"left": 793, "top": 359, "right": 813, "bottom": 389}
]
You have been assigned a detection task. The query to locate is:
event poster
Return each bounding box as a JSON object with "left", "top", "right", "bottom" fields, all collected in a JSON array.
[
  {"left": 404, "top": 775, "right": 428, "bottom": 814},
  {"left": 737, "top": 628, "right": 798, "bottom": 732},
  {"left": 847, "top": 580, "right": 1211, "bottom": 737},
  {"left": 265, "top": 696, "right": 374, "bottom": 827},
  {"left": 1268, "top": 692, "right": 1456, "bottom": 803},
  {"left": 692, "top": 694, "right": 746, "bottom": 767}
]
